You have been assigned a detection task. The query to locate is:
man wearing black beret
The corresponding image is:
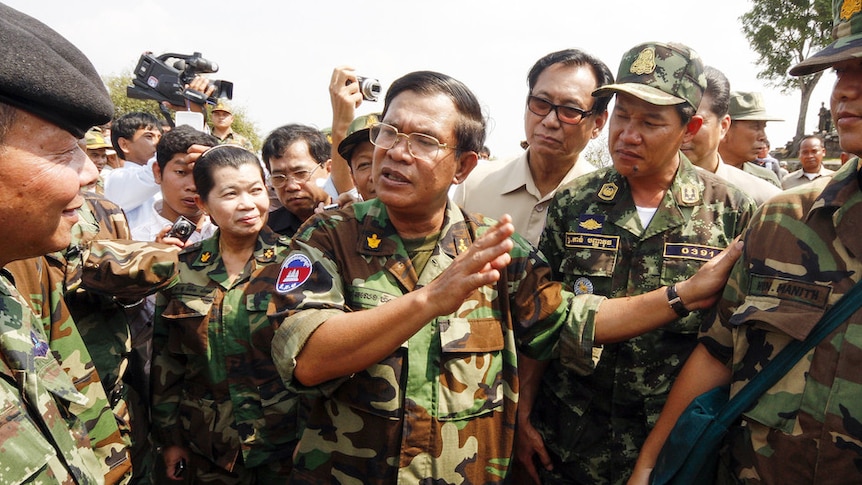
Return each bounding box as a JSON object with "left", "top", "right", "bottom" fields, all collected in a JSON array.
[{"left": 0, "top": 2, "right": 126, "bottom": 483}]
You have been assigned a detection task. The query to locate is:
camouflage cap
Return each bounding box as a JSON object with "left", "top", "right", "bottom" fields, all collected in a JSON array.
[
  {"left": 85, "top": 127, "right": 111, "bottom": 149},
  {"left": 727, "top": 91, "right": 784, "bottom": 121},
  {"left": 592, "top": 41, "right": 706, "bottom": 110},
  {"left": 338, "top": 113, "right": 381, "bottom": 161},
  {"left": 790, "top": 0, "right": 862, "bottom": 76},
  {"left": 212, "top": 98, "right": 232, "bottom": 113}
]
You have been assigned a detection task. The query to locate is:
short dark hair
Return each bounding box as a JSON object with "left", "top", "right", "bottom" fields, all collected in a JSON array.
[
  {"left": 702, "top": 66, "right": 731, "bottom": 118},
  {"left": 674, "top": 103, "right": 697, "bottom": 125},
  {"left": 110, "top": 112, "right": 162, "bottom": 160},
  {"left": 155, "top": 125, "right": 218, "bottom": 170},
  {"left": 527, "top": 49, "right": 615, "bottom": 114},
  {"left": 382, "top": 71, "right": 486, "bottom": 155},
  {"left": 260, "top": 124, "right": 330, "bottom": 172},
  {"left": 194, "top": 145, "right": 265, "bottom": 203},
  {"left": 800, "top": 134, "right": 824, "bottom": 146}
]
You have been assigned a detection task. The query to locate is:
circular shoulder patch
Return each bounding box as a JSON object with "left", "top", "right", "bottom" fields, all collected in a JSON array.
[
  {"left": 573, "top": 277, "right": 594, "bottom": 295},
  {"left": 276, "top": 253, "right": 313, "bottom": 294}
]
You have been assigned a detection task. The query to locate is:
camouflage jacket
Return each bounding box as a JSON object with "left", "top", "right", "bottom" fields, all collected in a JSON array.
[
  {"left": 535, "top": 155, "right": 755, "bottom": 483},
  {"left": 151, "top": 228, "right": 300, "bottom": 472},
  {"left": 270, "top": 198, "right": 605, "bottom": 484},
  {"left": 701, "top": 159, "right": 862, "bottom": 483},
  {"left": 0, "top": 270, "right": 104, "bottom": 485}
]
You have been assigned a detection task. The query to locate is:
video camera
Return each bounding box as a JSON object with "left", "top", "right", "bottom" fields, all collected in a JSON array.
[{"left": 126, "top": 51, "right": 233, "bottom": 107}]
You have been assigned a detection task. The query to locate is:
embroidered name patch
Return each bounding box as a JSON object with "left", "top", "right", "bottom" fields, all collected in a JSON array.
[
  {"left": 565, "top": 233, "right": 620, "bottom": 251},
  {"left": 748, "top": 275, "right": 831, "bottom": 308},
  {"left": 276, "top": 254, "right": 313, "bottom": 293},
  {"left": 663, "top": 243, "right": 722, "bottom": 262}
]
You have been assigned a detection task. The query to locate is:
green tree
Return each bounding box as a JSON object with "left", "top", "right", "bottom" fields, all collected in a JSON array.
[
  {"left": 741, "top": 0, "right": 832, "bottom": 154},
  {"left": 104, "top": 71, "right": 261, "bottom": 151}
]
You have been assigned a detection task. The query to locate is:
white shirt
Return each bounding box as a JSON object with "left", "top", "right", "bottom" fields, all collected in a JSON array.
[{"left": 130, "top": 197, "right": 217, "bottom": 243}]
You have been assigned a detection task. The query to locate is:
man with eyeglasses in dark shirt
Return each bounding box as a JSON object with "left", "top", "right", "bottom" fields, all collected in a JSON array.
[
  {"left": 453, "top": 49, "right": 615, "bottom": 245},
  {"left": 262, "top": 124, "right": 334, "bottom": 237}
]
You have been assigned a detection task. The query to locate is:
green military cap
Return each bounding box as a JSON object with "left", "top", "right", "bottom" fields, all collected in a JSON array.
[
  {"left": 727, "top": 91, "right": 784, "bottom": 121},
  {"left": 85, "top": 127, "right": 111, "bottom": 149},
  {"left": 338, "top": 113, "right": 381, "bottom": 161},
  {"left": 593, "top": 41, "right": 706, "bottom": 110},
  {"left": 0, "top": 3, "right": 113, "bottom": 138},
  {"left": 212, "top": 98, "right": 232, "bottom": 113},
  {"left": 791, "top": 0, "right": 862, "bottom": 76}
]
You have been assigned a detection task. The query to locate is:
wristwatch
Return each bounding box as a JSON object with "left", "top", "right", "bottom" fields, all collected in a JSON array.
[{"left": 666, "top": 284, "right": 690, "bottom": 318}]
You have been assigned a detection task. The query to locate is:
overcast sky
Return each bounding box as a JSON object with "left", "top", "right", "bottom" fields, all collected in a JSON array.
[{"left": 7, "top": 0, "right": 834, "bottom": 160}]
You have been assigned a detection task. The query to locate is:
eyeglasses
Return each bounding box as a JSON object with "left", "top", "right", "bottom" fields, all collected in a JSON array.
[
  {"left": 270, "top": 164, "right": 322, "bottom": 188},
  {"left": 369, "top": 122, "right": 456, "bottom": 160},
  {"left": 527, "top": 96, "right": 593, "bottom": 125}
]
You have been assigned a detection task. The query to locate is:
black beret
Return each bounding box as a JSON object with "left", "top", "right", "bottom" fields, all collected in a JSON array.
[{"left": 0, "top": 3, "right": 113, "bottom": 138}]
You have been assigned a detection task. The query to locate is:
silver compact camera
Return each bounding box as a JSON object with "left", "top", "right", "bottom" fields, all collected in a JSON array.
[
  {"left": 166, "top": 215, "right": 197, "bottom": 242},
  {"left": 355, "top": 76, "right": 381, "bottom": 102}
]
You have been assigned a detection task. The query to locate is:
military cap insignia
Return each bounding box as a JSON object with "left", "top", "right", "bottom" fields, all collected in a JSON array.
[
  {"left": 630, "top": 47, "right": 657, "bottom": 75},
  {"left": 276, "top": 253, "right": 313, "bottom": 293},
  {"left": 366, "top": 234, "right": 382, "bottom": 250},
  {"left": 598, "top": 182, "right": 619, "bottom": 201},
  {"left": 681, "top": 184, "right": 699, "bottom": 204},
  {"left": 842, "top": 0, "right": 862, "bottom": 20},
  {"left": 458, "top": 238, "right": 469, "bottom": 253},
  {"left": 574, "top": 277, "right": 594, "bottom": 295},
  {"left": 200, "top": 251, "right": 212, "bottom": 263}
]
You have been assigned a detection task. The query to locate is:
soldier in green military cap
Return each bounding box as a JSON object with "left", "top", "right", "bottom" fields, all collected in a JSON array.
[
  {"left": 515, "top": 41, "right": 756, "bottom": 484},
  {"left": 632, "top": 1, "right": 862, "bottom": 483}
]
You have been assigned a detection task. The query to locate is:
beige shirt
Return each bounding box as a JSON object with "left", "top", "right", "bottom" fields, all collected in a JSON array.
[
  {"left": 452, "top": 150, "right": 596, "bottom": 245},
  {"left": 712, "top": 157, "right": 782, "bottom": 206},
  {"left": 781, "top": 167, "right": 835, "bottom": 190}
]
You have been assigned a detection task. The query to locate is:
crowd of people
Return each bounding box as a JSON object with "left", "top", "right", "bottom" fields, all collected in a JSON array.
[{"left": 3, "top": 0, "right": 862, "bottom": 484}]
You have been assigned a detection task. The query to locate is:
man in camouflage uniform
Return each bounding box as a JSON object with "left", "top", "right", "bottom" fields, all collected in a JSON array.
[
  {"left": 515, "top": 42, "right": 756, "bottom": 484},
  {"left": 8, "top": 193, "right": 180, "bottom": 484},
  {"left": 268, "top": 70, "right": 743, "bottom": 484},
  {"left": 0, "top": 3, "right": 117, "bottom": 482},
  {"left": 631, "top": 2, "right": 862, "bottom": 483}
]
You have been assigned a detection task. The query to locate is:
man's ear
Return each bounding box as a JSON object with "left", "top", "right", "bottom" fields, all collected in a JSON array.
[
  {"left": 118, "top": 137, "right": 132, "bottom": 157},
  {"left": 591, "top": 110, "right": 609, "bottom": 139},
  {"left": 683, "top": 115, "right": 704, "bottom": 143},
  {"left": 453, "top": 151, "right": 479, "bottom": 185},
  {"left": 152, "top": 162, "right": 163, "bottom": 185}
]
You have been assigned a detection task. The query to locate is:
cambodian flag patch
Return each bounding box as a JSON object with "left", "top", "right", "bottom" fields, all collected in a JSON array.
[{"left": 276, "top": 254, "right": 313, "bottom": 293}]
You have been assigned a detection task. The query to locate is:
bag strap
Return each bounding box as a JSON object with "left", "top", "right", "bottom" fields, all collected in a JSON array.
[{"left": 717, "top": 279, "right": 862, "bottom": 426}]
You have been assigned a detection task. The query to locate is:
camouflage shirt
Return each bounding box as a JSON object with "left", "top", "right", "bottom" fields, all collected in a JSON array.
[
  {"left": 535, "top": 155, "right": 755, "bottom": 484},
  {"left": 701, "top": 158, "right": 862, "bottom": 483},
  {"left": 270, "top": 198, "right": 605, "bottom": 484},
  {"left": 151, "top": 228, "right": 300, "bottom": 473},
  {"left": 0, "top": 270, "right": 104, "bottom": 484}
]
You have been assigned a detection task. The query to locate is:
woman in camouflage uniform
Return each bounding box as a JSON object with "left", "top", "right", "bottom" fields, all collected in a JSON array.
[{"left": 152, "top": 145, "right": 299, "bottom": 484}]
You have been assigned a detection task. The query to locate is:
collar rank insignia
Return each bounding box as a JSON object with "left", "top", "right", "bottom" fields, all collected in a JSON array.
[
  {"left": 598, "top": 182, "right": 619, "bottom": 201},
  {"left": 842, "top": 0, "right": 861, "bottom": 20},
  {"left": 458, "top": 238, "right": 468, "bottom": 253},
  {"left": 630, "top": 47, "right": 656, "bottom": 75},
  {"left": 366, "top": 233, "right": 382, "bottom": 250},
  {"left": 200, "top": 251, "right": 212, "bottom": 263},
  {"left": 263, "top": 248, "right": 275, "bottom": 260},
  {"left": 681, "top": 184, "right": 699, "bottom": 204}
]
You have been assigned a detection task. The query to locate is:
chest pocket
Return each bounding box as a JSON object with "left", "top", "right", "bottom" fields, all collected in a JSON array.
[
  {"left": 0, "top": 380, "right": 60, "bottom": 484},
  {"left": 559, "top": 247, "right": 617, "bottom": 297},
  {"left": 730, "top": 297, "right": 826, "bottom": 434},
  {"left": 161, "top": 290, "right": 216, "bottom": 355},
  {"left": 437, "top": 317, "right": 506, "bottom": 421}
]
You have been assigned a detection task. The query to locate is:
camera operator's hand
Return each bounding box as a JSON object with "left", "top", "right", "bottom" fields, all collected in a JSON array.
[
  {"left": 162, "top": 75, "right": 217, "bottom": 113},
  {"left": 155, "top": 225, "right": 190, "bottom": 248}
]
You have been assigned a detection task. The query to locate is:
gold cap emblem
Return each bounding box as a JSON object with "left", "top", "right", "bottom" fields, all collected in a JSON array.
[
  {"left": 366, "top": 234, "right": 381, "bottom": 249},
  {"left": 598, "top": 182, "right": 619, "bottom": 201},
  {"left": 630, "top": 47, "right": 657, "bottom": 75}
]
